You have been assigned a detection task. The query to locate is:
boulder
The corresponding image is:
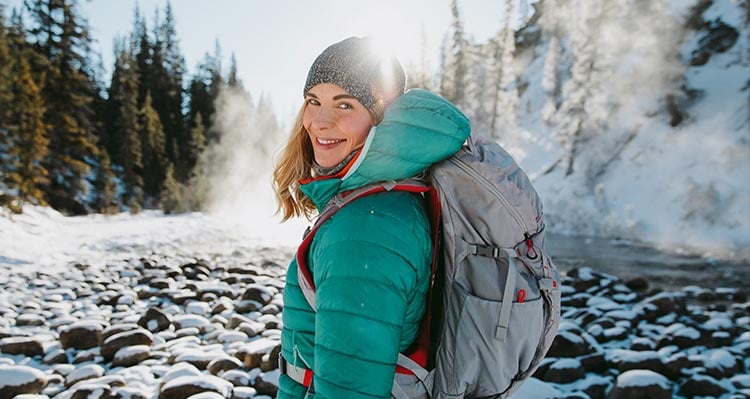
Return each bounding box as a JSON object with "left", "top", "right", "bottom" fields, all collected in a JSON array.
[
  {"left": 0, "top": 365, "right": 48, "bottom": 397},
  {"left": 609, "top": 370, "right": 671, "bottom": 399},
  {"left": 101, "top": 328, "right": 153, "bottom": 361},
  {"left": 0, "top": 337, "right": 44, "bottom": 357},
  {"left": 159, "top": 375, "right": 232, "bottom": 399},
  {"left": 207, "top": 356, "right": 243, "bottom": 375},
  {"left": 137, "top": 307, "right": 172, "bottom": 333},
  {"left": 112, "top": 345, "right": 151, "bottom": 367},
  {"left": 543, "top": 359, "right": 586, "bottom": 384},
  {"left": 60, "top": 320, "right": 105, "bottom": 350},
  {"left": 678, "top": 374, "right": 728, "bottom": 398}
]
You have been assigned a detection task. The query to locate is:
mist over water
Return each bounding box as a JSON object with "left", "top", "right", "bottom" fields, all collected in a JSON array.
[{"left": 200, "top": 87, "right": 307, "bottom": 246}]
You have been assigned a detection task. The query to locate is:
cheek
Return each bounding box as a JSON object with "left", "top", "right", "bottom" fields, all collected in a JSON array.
[
  {"left": 301, "top": 108, "right": 313, "bottom": 130},
  {"left": 346, "top": 115, "right": 373, "bottom": 145}
]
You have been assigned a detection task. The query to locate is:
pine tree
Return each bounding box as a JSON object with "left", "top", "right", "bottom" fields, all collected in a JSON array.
[
  {"left": 90, "top": 150, "right": 118, "bottom": 214},
  {"left": 160, "top": 162, "right": 182, "bottom": 213},
  {"left": 139, "top": 91, "right": 167, "bottom": 202},
  {"left": 102, "top": 37, "right": 127, "bottom": 166},
  {"left": 556, "top": 1, "right": 605, "bottom": 176},
  {"left": 111, "top": 47, "right": 143, "bottom": 213},
  {"left": 440, "top": 0, "right": 469, "bottom": 106},
  {"left": 186, "top": 112, "right": 206, "bottom": 173},
  {"left": 187, "top": 50, "right": 222, "bottom": 149},
  {"left": 227, "top": 52, "right": 242, "bottom": 89},
  {"left": 0, "top": 4, "right": 12, "bottom": 188},
  {"left": 25, "top": 0, "right": 100, "bottom": 214},
  {"left": 155, "top": 1, "right": 186, "bottom": 175},
  {"left": 541, "top": 34, "right": 561, "bottom": 124},
  {"left": 6, "top": 56, "right": 50, "bottom": 205}
]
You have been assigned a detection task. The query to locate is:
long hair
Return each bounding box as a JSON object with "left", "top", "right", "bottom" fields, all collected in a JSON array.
[{"left": 273, "top": 104, "right": 316, "bottom": 221}]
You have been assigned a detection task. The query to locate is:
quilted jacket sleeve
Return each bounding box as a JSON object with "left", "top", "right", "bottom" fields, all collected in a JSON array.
[{"left": 310, "top": 191, "right": 432, "bottom": 399}]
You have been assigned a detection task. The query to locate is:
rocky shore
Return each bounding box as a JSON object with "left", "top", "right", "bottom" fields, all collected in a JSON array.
[{"left": 0, "top": 250, "right": 748, "bottom": 398}]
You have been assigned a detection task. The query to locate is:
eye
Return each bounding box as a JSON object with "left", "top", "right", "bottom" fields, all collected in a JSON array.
[
  {"left": 337, "top": 102, "right": 353, "bottom": 110},
  {"left": 306, "top": 98, "right": 320, "bottom": 106}
]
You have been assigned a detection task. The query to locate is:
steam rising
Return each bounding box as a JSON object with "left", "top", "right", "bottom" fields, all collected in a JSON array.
[{"left": 198, "top": 87, "right": 306, "bottom": 245}]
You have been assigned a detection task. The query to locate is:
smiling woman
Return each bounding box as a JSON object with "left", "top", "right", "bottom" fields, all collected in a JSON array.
[{"left": 270, "top": 36, "right": 471, "bottom": 399}]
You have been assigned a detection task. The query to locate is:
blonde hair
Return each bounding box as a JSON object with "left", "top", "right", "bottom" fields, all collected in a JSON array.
[{"left": 273, "top": 104, "right": 316, "bottom": 221}]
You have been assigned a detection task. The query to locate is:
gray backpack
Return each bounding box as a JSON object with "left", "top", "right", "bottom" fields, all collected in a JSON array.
[{"left": 296, "top": 133, "right": 562, "bottom": 398}]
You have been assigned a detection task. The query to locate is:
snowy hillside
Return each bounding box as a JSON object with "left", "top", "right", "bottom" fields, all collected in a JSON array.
[{"left": 495, "top": 0, "right": 749, "bottom": 259}]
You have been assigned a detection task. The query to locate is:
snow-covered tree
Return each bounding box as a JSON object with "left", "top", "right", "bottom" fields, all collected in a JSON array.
[
  {"left": 440, "top": 0, "right": 469, "bottom": 106},
  {"left": 491, "top": 0, "right": 520, "bottom": 138}
]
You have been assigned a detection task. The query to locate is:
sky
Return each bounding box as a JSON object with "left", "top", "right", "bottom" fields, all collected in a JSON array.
[{"left": 6, "top": 0, "right": 516, "bottom": 124}]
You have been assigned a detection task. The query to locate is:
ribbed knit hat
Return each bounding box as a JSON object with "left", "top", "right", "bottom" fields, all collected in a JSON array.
[{"left": 303, "top": 37, "right": 406, "bottom": 122}]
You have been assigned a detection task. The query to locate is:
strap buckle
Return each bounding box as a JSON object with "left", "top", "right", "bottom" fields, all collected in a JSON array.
[{"left": 473, "top": 244, "right": 500, "bottom": 258}]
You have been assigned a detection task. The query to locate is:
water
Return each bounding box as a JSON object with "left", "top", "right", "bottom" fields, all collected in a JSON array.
[{"left": 547, "top": 234, "right": 750, "bottom": 293}]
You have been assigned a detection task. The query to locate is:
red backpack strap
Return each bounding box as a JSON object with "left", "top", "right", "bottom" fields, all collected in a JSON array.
[
  {"left": 295, "top": 179, "right": 440, "bottom": 371},
  {"left": 295, "top": 179, "right": 435, "bottom": 307}
]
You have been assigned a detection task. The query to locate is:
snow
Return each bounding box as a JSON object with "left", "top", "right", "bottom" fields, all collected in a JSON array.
[
  {"left": 0, "top": 364, "right": 46, "bottom": 387},
  {"left": 113, "top": 345, "right": 150, "bottom": 360},
  {"left": 65, "top": 364, "right": 104, "bottom": 386},
  {"left": 0, "top": 205, "right": 305, "bottom": 272},
  {"left": 160, "top": 375, "right": 233, "bottom": 396},
  {"left": 508, "top": 0, "right": 750, "bottom": 260},
  {"left": 61, "top": 320, "right": 104, "bottom": 333},
  {"left": 512, "top": 377, "right": 563, "bottom": 398},
  {"left": 616, "top": 369, "right": 671, "bottom": 388}
]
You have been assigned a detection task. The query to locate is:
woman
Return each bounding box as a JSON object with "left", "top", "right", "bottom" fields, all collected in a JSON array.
[{"left": 273, "top": 37, "right": 470, "bottom": 399}]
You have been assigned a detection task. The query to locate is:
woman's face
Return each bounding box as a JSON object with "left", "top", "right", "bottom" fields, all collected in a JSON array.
[{"left": 303, "top": 83, "right": 373, "bottom": 169}]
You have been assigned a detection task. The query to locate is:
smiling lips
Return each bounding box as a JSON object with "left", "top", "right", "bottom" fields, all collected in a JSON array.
[{"left": 316, "top": 137, "right": 345, "bottom": 146}]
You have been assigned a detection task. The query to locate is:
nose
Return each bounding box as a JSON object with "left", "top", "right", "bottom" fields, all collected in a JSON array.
[{"left": 310, "top": 106, "right": 334, "bottom": 131}]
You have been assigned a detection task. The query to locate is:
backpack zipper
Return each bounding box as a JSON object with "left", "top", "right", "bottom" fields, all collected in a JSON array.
[{"left": 448, "top": 156, "right": 531, "bottom": 234}]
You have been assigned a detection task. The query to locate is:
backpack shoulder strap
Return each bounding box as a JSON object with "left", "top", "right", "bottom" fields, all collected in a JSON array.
[{"left": 295, "top": 179, "right": 435, "bottom": 311}]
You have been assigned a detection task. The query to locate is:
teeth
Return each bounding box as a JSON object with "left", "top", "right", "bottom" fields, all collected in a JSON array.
[{"left": 317, "top": 138, "right": 344, "bottom": 145}]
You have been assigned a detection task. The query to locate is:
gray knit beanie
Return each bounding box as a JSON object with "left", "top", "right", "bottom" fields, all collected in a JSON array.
[{"left": 304, "top": 37, "right": 406, "bottom": 122}]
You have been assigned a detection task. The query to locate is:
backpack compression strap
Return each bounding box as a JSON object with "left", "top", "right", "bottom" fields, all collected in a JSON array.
[{"left": 295, "top": 179, "right": 440, "bottom": 372}]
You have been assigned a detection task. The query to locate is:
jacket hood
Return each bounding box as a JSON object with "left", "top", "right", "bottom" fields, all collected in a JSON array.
[{"left": 300, "top": 89, "right": 471, "bottom": 210}]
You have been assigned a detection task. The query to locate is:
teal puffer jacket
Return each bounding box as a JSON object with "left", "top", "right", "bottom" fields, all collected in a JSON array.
[{"left": 279, "top": 89, "right": 470, "bottom": 399}]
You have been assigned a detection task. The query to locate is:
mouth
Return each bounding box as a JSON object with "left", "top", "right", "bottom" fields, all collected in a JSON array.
[{"left": 316, "top": 137, "right": 346, "bottom": 146}]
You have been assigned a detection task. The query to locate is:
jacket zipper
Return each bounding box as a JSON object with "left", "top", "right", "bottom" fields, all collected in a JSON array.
[{"left": 448, "top": 156, "right": 531, "bottom": 233}]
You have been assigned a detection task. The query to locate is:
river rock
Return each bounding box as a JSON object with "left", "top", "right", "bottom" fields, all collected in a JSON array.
[
  {"left": 138, "top": 307, "right": 172, "bottom": 333},
  {"left": 186, "top": 392, "right": 226, "bottom": 399},
  {"left": 612, "top": 350, "right": 664, "bottom": 374},
  {"left": 254, "top": 371, "right": 280, "bottom": 397},
  {"left": 16, "top": 313, "right": 46, "bottom": 326},
  {"left": 159, "top": 375, "right": 233, "bottom": 399},
  {"left": 207, "top": 356, "right": 243, "bottom": 375},
  {"left": 68, "top": 382, "right": 112, "bottom": 399},
  {"left": 609, "top": 370, "right": 672, "bottom": 399},
  {"left": 112, "top": 344, "right": 151, "bottom": 367},
  {"left": 0, "top": 365, "right": 48, "bottom": 397},
  {"left": 547, "top": 330, "right": 592, "bottom": 357},
  {"left": 0, "top": 336, "right": 44, "bottom": 357},
  {"left": 241, "top": 284, "right": 276, "bottom": 305},
  {"left": 678, "top": 374, "right": 728, "bottom": 398},
  {"left": 60, "top": 320, "right": 105, "bottom": 349},
  {"left": 236, "top": 338, "right": 280, "bottom": 369},
  {"left": 232, "top": 386, "right": 258, "bottom": 399},
  {"left": 66, "top": 363, "right": 105, "bottom": 386},
  {"left": 101, "top": 328, "right": 153, "bottom": 360},
  {"left": 544, "top": 358, "right": 585, "bottom": 384},
  {"left": 43, "top": 347, "right": 68, "bottom": 364}
]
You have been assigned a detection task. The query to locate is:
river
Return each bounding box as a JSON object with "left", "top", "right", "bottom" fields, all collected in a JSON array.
[{"left": 548, "top": 234, "right": 750, "bottom": 293}]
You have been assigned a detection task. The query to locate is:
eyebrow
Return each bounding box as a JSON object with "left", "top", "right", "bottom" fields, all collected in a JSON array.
[{"left": 305, "top": 92, "right": 357, "bottom": 101}]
